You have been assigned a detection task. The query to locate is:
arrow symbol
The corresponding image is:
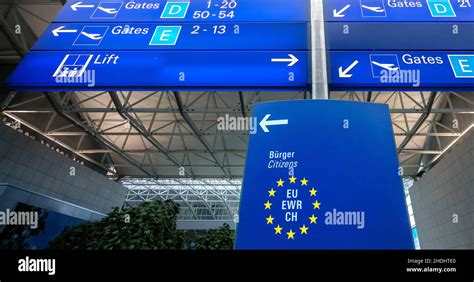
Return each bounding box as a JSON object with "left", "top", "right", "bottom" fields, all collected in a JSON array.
[
  {"left": 71, "top": 2, "right": 95, "bottom": 11},
  {"left": 338, "top": 60, "right": 359, "bottom": 78},
  {"left": 52, "top": 26, "right": 78, "bottom": 37},
  {"left": 259, "top": 114, "right": 288, "bottom": 133},
  {"left": 333, "top": 4, "right": 351, "bottom": 17},
  {"left": 271, "top": 54, "right": 299, "bottom": 67}
]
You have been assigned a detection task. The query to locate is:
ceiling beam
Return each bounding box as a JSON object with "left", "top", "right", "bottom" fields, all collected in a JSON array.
[
  {"left": 108, "top": 91, "right": 189, "bottom": 176},
  {"left": 398, "top": 91, "right": 437, "bottom": 153},
  {"left": 44, "top": 92, "right": 154, "bottom": 178},
  {"left": 173, "top": 91, "right": 230, "bottom": 177}
]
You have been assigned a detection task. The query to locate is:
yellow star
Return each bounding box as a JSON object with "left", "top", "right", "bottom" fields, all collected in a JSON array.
[
  {"left": 268, "top": 188, "right": 276, "bottom": 197},
  {"left": 286, "top": 229, "right": 295, "bottom": 240},
  {"left": 264, "top": 201, "right": 272, "bottom": 210},
  {"left": 274, "top": 225, "right": 283, "bottom": 234},
  {"left": 300, "top": 225, "right": 309, "bottom": 234},
  {"left": 266, "top": 215, "right": 274, "bottom": 224},
  {"left": 313, "top": 200, "right": 321, "bottom": 209},
  {"left": 300, "top": 178, "right": 309, "bottom": 186},
  {"left": 309, "top": 214, "right": 318, "bottom": 224},
  {"left": 277, "top": 179, "right": 284, "bottom": 187},
  {"left": 309, "top": 188, "right": 318, "bottom": 196},
  {"left": 289, "top": 176, "right": 297, "bottom": 183}
]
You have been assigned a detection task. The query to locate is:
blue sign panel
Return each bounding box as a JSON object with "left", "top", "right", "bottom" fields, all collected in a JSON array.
[
  {"left": 329, "top": 51, "right": 474, "bottom": 91},
  {"left": 326, "top": 22, "right": 474, "bottom": 50},
  {"left": 32, "top": 23, "right": 309, "bottom": 51},
  {"left": 54, "top": 0, "right": 310, "bottom": 23},
  {"left": 235, "top": 100, "right": 413, "bottom": 249},
  {"left": 325, "top": 0, "right": 474, "bottom": 22},
  {"left": 6, "top": 51, "right": 308, "bottom": 91}
]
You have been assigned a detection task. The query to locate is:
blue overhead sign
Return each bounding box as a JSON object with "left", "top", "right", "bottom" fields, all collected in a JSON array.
[
  {"left": 325, "top": 0, "right": 474, "bottom": 21},
  {"left": 7, "top": 0, "right": 310, "bottom": 91},
  {"left": 54, "top": 0, "right": 310, "bottom": 23},
  {"left": 32, "top": 23, "right": 309, "bottom": 51},
  {"left": 326, "top": 22, "right": 474, "bottom": 50},
  {"left": 329, "top": 51, "right": 474, "bottom": 91},
  {"left": 235, "top": 100, "right": 413, "bottom": 250},
  {"left": 6, "top": 51, "right": 308, "bottom": 91}
]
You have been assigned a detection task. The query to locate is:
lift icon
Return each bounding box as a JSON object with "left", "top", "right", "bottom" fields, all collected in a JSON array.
[{"left": 52, "top": 54, "right": 93, "bottom": 78}]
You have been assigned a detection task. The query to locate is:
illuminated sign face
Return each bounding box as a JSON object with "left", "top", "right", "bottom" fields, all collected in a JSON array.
[
  {"left": 329, "top": 51, "right": 474, "bottom": 91},
  {"left": 7, "top": 51, "right": 309, "bottom": 91},
  {"left": 32, "top": 23, "right": 309, "bottom": 50},
  {"left": 323, "top": 0, "right": 474, "bottom": 91},
  {"left": 6, "top": 0, "right": 310, "bottom": 91},
  {"left": 325, "top": 0, "right": 473, "bottom": 21},
  {"left": 54, "top": 0, "right": 310, "bottom": 22}
]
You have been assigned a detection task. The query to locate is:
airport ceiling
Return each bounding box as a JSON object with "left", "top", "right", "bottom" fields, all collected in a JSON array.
[{"left": 1, "top": 0, "right": 473, "bottom": 181}]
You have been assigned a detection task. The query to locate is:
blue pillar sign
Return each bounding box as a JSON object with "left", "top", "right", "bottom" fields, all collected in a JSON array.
[
  {"left": 54, "top": 0, "right": 310, "bottom": 22},
  {"left": 325, "top": 0, "right": 474, "bottom": 21},
  {"left": 6, "top": 51, "right": 308, "bottom": 91},
  {"left": 32, "top": 23, "right": 309, "bottom": 50},
  {"left": 234, "top": 100, "right": 413, "bottom": 250},
  {"left": 329, "top": 51, "right": 474, "bottom": 91}
]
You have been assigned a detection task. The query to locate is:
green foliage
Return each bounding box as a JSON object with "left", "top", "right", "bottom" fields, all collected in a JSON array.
[
  {"left": 181, "top": 229, "right": 207, "bottom": 250},
  {"left": 195, "top": 223, "right": 235, "bottom": 250},
  {"left": 48, "top": 200, "right": 184, "bottom": 250}
]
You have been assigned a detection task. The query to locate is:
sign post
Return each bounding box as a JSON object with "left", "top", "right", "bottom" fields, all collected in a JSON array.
[
  {"left": 235, "top": 100, "right": 413, "bottom": 249},
  {"left": 311, "top": 0, "right": 329, "bottom": 99}
]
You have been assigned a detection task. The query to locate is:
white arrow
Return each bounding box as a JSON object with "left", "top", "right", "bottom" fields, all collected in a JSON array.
[
  {"left": 52, "top": 26, "right": 77, "bottom": 37},
  {"left": 333, "top": 4, "right": 351, "bottom": 18},
  {"left": 271, "top": 54, "right": 299, "bottom": 67},
  {"left": 338, "top": 60, "right": 359, "bottom": 78},
  {"left": 71, "top": 2, "right": 95, "bottom": 11},
  {"left": 259, "top": 114, "right": 288, "bottom": 133}
]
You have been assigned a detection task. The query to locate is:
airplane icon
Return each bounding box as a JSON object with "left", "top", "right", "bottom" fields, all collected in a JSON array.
[
  {"left": 361, "top": 5, "right": 385, "bottom": 13},
  {"left": 97, "top": 6, "right": 118, "bottom": 14},
  {"left": 91, "top": 2, "right": 123, "bottom": 19},
  {"left": 73, "top": 26, "right": 109, "bottom": 46},
  {"left": 371, "top": 61, "right": 399, "bottom": 71},
  {"left": 81, "top": 32, "right": 103, "bottom": 40},
  {"left": 369, "top": 54, "right": 401, "bottom": 78},
  {"left": 360, "top": 0, "right": 387, "bottom": 17}
]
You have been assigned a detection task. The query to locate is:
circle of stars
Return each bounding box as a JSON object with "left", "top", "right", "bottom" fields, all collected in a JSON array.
[{"left": 264, "top": 176, "right": 321, "bottom": 240}]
